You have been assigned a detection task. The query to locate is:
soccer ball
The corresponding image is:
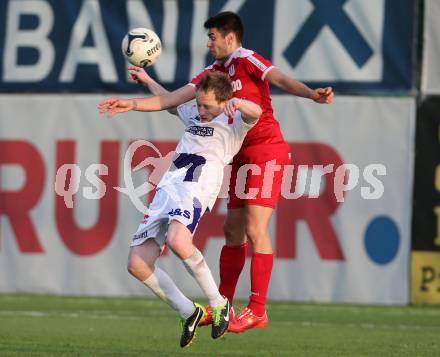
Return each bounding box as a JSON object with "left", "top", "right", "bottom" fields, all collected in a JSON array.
[{"left": 121, "top": 28, "right": 162, "bottom": 68}]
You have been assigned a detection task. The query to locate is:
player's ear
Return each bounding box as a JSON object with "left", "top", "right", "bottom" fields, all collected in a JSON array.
[{"left": 226, "top": 32, "right": 234, "bottom": 46}]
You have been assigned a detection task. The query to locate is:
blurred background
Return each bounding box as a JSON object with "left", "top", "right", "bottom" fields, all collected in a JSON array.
[{"left": 0, "top": 0, "right": 438, "bottom": 306}]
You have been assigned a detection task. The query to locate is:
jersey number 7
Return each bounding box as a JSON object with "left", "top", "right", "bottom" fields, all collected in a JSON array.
[{"left": 172, "top": 153, "right": 206, "bottom": 182}]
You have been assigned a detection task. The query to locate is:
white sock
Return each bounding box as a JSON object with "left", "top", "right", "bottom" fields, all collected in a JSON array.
[
  {"left": 143, "top": 266, "right": 195, "bottom": 319},
  {"left": 183, "top": 249, "right": 226, "bottom": 307}
]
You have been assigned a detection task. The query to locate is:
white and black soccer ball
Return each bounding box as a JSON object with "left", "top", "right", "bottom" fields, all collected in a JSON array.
[{"left": 121, "top": 28, "right": 162, "bottom": 68}]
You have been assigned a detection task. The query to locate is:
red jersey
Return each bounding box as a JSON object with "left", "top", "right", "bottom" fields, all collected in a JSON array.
[{"left": 190, "top": 47, "right": 286, "bottom": 154}]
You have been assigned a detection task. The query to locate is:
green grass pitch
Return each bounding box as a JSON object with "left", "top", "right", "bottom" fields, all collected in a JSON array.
[{"left": 0, "top": 294, "right": 438, "bottom": 356}]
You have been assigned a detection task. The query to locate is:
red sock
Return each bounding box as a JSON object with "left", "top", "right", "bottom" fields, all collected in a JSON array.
[
  {"left": 248, "top": 252, "right": 274, "bottom": 316},
  {"left": 219, "top": 243, "right": 247, "bottom": 305}
]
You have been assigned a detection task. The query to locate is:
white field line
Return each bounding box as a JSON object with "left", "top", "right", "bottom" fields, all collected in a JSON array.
[
  {"left": 267, "top": 304, "right": 440, "bottom": 317},
  {"left": 0, "top": 310, "right": 437, "bottom": 331},
  {"left": 276, "top": 320, "right": 439, "bottom": 330},
  {"left": 0, "top": 310, "right": 167, "bottom": 320}
]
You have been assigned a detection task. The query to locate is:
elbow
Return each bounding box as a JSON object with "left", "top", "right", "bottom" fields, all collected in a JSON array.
[
  {"left": 255, "top": 104, "right": 263, "bottom": 119},
  {"left": 256, "top": 106, "right": 263, "bottom": 119}
]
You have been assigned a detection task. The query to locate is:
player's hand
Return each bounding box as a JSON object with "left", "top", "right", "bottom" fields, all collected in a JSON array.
[
  {"left": 97, "top": 97, "right": 135, "bottom": 118},
  {"left": 224, "top": 98, "right": 239, "bottom": 117},
  {"left": 97, "top": 97, "right": 118, "bottom": 113},
  {"left": 128, "top": 66, "right": 151, "bottom": 86},
  {"left": 312, "top": 87, "right": 334, "bottom": 104}
]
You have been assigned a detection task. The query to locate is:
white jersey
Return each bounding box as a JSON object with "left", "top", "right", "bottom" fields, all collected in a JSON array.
[{"left": 157, "top": 103, "right": 255, "bottom": 211}]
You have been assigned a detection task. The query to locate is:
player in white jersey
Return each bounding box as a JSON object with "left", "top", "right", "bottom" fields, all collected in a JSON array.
[{"left": 99, "top": 71, "right": 261, "bottom": 347}]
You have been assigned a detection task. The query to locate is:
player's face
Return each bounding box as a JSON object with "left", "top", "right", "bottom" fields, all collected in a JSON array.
[
  {"left": 196, "top": 89, "right": 225, "bottom": 122},
  {"left": 206, "top": 28, "right": 233, "bottom": 60}
]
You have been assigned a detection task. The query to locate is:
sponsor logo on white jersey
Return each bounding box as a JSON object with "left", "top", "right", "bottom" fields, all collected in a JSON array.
[{"left": 186, "top": 126, "right": 214, "bottom": 137}]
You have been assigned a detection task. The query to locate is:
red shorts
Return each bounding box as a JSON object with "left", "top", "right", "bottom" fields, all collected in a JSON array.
[{"left": 227, "top": 143, "right": 291, "bottom": 209}]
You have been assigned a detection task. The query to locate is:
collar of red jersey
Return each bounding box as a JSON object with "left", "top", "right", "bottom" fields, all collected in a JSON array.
[{"left": 222, "top": 47, "right": 254, "bottom": 67}]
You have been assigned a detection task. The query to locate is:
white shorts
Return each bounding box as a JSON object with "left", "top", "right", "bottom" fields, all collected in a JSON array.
[{"left": 130, "top": 187, "right": 205, "bottom": 249}]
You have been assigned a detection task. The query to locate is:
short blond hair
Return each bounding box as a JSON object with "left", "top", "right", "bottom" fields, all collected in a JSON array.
[{"left": 196, "top": 72, "right": 233, "bottom": 103}]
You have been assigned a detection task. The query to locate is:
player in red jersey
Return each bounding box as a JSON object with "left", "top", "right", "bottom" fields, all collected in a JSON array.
[{"left": 99, "top": 11, "right": 333, "bottom": 333}]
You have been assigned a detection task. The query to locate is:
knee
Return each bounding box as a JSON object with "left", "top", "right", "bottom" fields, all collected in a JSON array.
[
  {"left": 245, "top": 224, "right": 267, "bottom": 243},
  {"left": 127, "top": 254, "right": 141, "bottom": 277},
  {"left": 223, "top": 220, "right": 234, "bottom": 240},
  {"left": 127, "top": 254, "right": 152, "bottom": 280},
  {"left": 167, "top": 234, "right": 191, "bottom": 260},
  {"left": 223, "top": 220, "right": 245, "bottom": 246}
]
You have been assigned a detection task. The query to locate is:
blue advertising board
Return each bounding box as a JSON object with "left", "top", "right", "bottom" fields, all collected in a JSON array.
[{"left": 0, "top": 0, "right": 416, "bottom": 93}]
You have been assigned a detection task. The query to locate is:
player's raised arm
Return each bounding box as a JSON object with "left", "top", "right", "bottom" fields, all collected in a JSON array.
[
  {"left": 98, "top": 84, "right": 196, "bottom": 118},
  {"left": 224, "top": 98, "right": 262, "bottom": 124},
  {"left": 265, "top": 67, "right": 334, "bottom": 104},
  {"left": 128, "top": 66, "right": 178, "bottom": 115}
]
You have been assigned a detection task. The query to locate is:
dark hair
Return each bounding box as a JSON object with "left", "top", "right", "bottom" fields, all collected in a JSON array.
[
  {"left": 196, "top": 72, "right": 233, "bottom": 103},
  {"left": 204, "top": 11, "right": 244, "bottom": 43}
]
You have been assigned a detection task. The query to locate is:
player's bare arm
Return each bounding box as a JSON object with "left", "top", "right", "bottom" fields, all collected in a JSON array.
[
  {"left": 224, "top": 98, "right": 262, "bottom": 123},
  {"left": 128, "top": 66, "right": 178, "bottom": 115},
  {"left": 128, "top": 66, "right": 171, "bottom": 98},
  {"left": 265, "top": 67, "right": 334, "bottom": 104},
  {"left": 98, "top": 84, "right": 196, "bottom": 118}
]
